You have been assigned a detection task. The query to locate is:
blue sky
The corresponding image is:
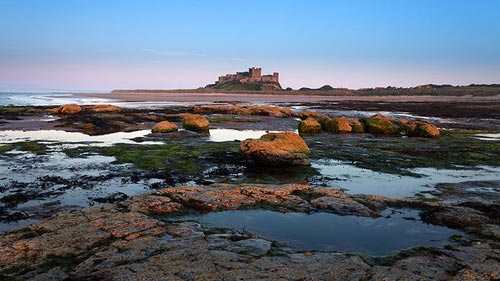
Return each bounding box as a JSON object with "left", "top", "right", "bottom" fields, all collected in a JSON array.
[{"left": 1, "top": 0, "right": 499, "bottom": 91}]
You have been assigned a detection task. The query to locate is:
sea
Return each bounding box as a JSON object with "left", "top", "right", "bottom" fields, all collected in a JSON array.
[{"left": 0, "top": 92, "right": 114, "bottom": 106}]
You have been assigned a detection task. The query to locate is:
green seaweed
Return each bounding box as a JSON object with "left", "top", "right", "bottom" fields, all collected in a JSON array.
[
  {"left": 64, "top": 141, "right": 240, "bottom": 172},
  {"left": 308, "top": 130, "right": 500, "bottom": 176}
]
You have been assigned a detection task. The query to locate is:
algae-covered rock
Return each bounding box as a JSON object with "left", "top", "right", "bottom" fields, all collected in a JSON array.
[
  {"left": 298, "top": 117, "right": 322, "bottom": 134},
  {"left": 55, "top": 104, "right": 82, "bottom": 115},
  {"left": 365, "top": 114, "right": 400, "bottom": 134},
  {"left": 349, "top": 119, "right": 365, "bottom": 133},
  {"left": 193, "top": 105, "right": 296, "bottom": 118},
  {"left": 298, "top": 110, "right": 322, "bottom": 120},
  {"left": 406, "top": 121, "right": 440, "bottom": 138},
  {"left": 240, "top": 132, "right": 310, "bottom": 166},
  {"left": 151, "top": 121, "right": 178, "bottom": 133},
  {"left": 182, "top": 113, "right": 209, "bottom": 132},
  {"left": 323, "top": 116, "right": 352, "bottom": 133}
]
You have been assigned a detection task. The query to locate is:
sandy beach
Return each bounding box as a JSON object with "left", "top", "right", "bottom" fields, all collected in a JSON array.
[{"left": 73, "top": 92, "right": 500, "bottom": 103}]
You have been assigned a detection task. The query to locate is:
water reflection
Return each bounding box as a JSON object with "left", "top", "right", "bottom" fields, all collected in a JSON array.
[
  {"left": 313, "top": 160, "right": 500, "bottom": 198},
  {"left": 177, "top": 209, "right": 462, "bottom": 256}
]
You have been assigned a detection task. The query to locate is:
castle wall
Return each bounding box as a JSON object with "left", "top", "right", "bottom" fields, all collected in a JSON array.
[{"left": 217, "top": 67, "right": 278, "bottom": 84}]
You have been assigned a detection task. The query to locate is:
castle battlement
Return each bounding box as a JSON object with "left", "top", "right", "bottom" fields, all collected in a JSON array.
[{"left": 217, "top": 67, "right": 279, "bottom": 85}]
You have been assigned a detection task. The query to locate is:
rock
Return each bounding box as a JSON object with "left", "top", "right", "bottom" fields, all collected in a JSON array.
[
  {"left": 182, "top": 113, "right": 209, "bottom": 132},
  {"left": 55, "top": 104, "right": 82, "bottom": 114},
  {"left": 240, "top": 132, "right": 310, "bottom": 166},
  {"left": 406, "top": 120, "right": 440, "bottom": 137},
  {"left": 155, "top": 183, "right": 311, "bottom": 212},
  {"left": 311, "top": 196, "right": 374, "bottom": 217},
  {"left": 151, "top": 121, "right": 178, "bottom": 133},
  {"left": 298, "top": 117, "right": 322, "bottom": 134},
  {"left": 298, "top": 110, "right": 322, "bottom": 120},
  {"left": 86, "top": 104, "right": 122, "bottom": 112},
  {"left": 193, "top": 105, "right": 296, "bottom": 118},
  {"left": 421, "top": 206, "right": 491, "bottom": 228},
  {"left": 365, "top": 114, "right": 400, "bottom": 134},
  {"left": 349, "top": 119, "right": 365, "bottom": 133},
  {"left": 233, "top": 238, "right": 272, "bottom": 256},
  {"left": 193, "top": 105, "right": 252, "bottom": 115},
  {"left": 323, "top": 116, "right": 352, "bottom": 133}
]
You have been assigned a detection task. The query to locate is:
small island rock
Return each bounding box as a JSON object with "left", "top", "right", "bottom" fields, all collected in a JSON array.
[
  {"left": 240, "top": 132, "right": 310, "bottom": 166},
  {"left": 152, "top": 121, "right": 178, "bottom": 133}
]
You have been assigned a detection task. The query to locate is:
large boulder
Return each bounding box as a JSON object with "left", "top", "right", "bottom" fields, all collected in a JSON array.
[
  {"left": 406, "top": 121, "right": 440, "bottom": 138},
  {"left": 55, "top": 104, "right": 82, "bottom": 114},
  {"left": 182, "top": 114, "right": 209, "bottom": 132},
  {"left": 151, "top": 121, "right": 178, "bottom": 133},
  {"left": 323, "top": 116, "right": 352, "bottom": 133},
  {"left": 365, "top": 114, "right": 400, "bottom": 134},
  {"left": 240, "top": 132, "right": 310, "bottom": 166},
  {"left": 298, "top": 117, "right": 322, "bottom": 134}
]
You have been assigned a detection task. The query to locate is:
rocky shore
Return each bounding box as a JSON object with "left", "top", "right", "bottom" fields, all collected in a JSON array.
[
  {"left": 1, "top": 100, "right": 499, "bottom": 280},
  {"left": 0, "top": 183, "right": 498, "bottom": 280}
]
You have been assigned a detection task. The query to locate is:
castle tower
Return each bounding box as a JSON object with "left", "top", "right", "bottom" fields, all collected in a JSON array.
[
  {"left": 272, "top": 72, "right": 279, "bottom": 82},
  {"left": 249, "top": 67, "right": 262, "bottom": 82}
]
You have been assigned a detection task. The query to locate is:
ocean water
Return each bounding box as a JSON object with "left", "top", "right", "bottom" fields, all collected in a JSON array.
[{"left": 0, "top": 92, "right": 115, "bottom": 106}]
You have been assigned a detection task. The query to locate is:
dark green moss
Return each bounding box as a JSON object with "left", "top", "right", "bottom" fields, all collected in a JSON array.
[
  {"left": 308, "top": 130, "right": 500, "bottom": 176},
  {"left": 368, "top": 247, "right": 435, "bottom": 266},
  {"left": 64, "top": 141, "right": 240, "bottom": 172},
  {"left": 0, "top": 142, "right": 48, "bottom": 155},
  {"left": 15, "top": 141, "right": 47, "bottom": 154},
  {"left": 0, "top": 144, "right": 16, "bottom": 153},
  {"left": 0, "top": 106, "right": 34, "bottom": 115}
]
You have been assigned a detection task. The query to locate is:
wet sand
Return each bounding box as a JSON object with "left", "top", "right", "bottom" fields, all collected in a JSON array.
[{"left": 73, "top": 92, "right": 500, "bottom": 103}]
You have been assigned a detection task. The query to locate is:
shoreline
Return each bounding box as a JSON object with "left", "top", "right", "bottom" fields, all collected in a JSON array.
[{"left": 72, "top": 92, "right": 500, "bottom": 103}]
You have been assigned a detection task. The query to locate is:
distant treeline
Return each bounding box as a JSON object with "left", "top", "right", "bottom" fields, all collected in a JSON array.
[{"left": 112, "top": 83, "right": 500, "bottom": 97}]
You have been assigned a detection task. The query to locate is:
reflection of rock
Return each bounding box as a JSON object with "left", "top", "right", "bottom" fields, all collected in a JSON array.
[
  {"left": 182, "top": 113, "right": 209, "bottom": 132},
  {"left": 406, "top": 120, "right": 440, "bottom": 137},
  {"left": 193, "top": 105, "right": 296, "bottom": 118},
  {"left": 151, "top": 121, "right": 178, "bottom": 133},
  {"left": 240, "top": 132, "right": 310, "bottom": 166},
  {"left": 55, "top": 104, "right": 82, "bottom": 114},
  {"left": 298, "top": 117, "right": 322, "bottom": 134},
  {"left": 323, "top": 116, "right": 352, "bottom": 133}
]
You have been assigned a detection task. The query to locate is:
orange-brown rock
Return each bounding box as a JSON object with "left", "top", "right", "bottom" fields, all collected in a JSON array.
[
  {"left": 182, "top": 113, "right": 209, "bottom": 132},
  {"left": 193, "top": 105, "right": 252, "bottom": 115},
  {"left": 298, "top": 110, "right": 322, "bottom": 120},
  {"left": 298, "top": 117, "right": 322, "bottom": 134},
  {"left": 156, "top": 183, "right": 312, "bottom": 212},
  {"left": 240, "top": 132, "right": 310, "bottom": 166},
  {"left": 151, "top": 121, "right": 178, "bottom": 133},
  {"left": 349, "top": 119, "right": 365, "bottom": 133},
  {"left": 54, "top": 103, "right": 82, "bottom": 114},
  {"left": 365, "top": 114, "right": 399, "bottom": 134},
  {"left": 86, "top": 104, "right": 122, "bottom": 112},
  {"left": 193, "top": 105, "right": 296, "bottom": 118},
  {"left": 406, "top": 121, "right": 440, "bottom": 138},
  {"left": 323, "top": 116, "right": 352, "bottom": 133}
]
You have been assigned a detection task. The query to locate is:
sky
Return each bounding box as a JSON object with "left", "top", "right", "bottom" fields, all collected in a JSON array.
[{"left": 1, "top": 0, "right": 500, "bottom": 92}]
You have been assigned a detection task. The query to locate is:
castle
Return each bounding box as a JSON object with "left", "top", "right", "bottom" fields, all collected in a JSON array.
[{"left": 217, "top": 67, "right": 279, "bottom": 85}]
